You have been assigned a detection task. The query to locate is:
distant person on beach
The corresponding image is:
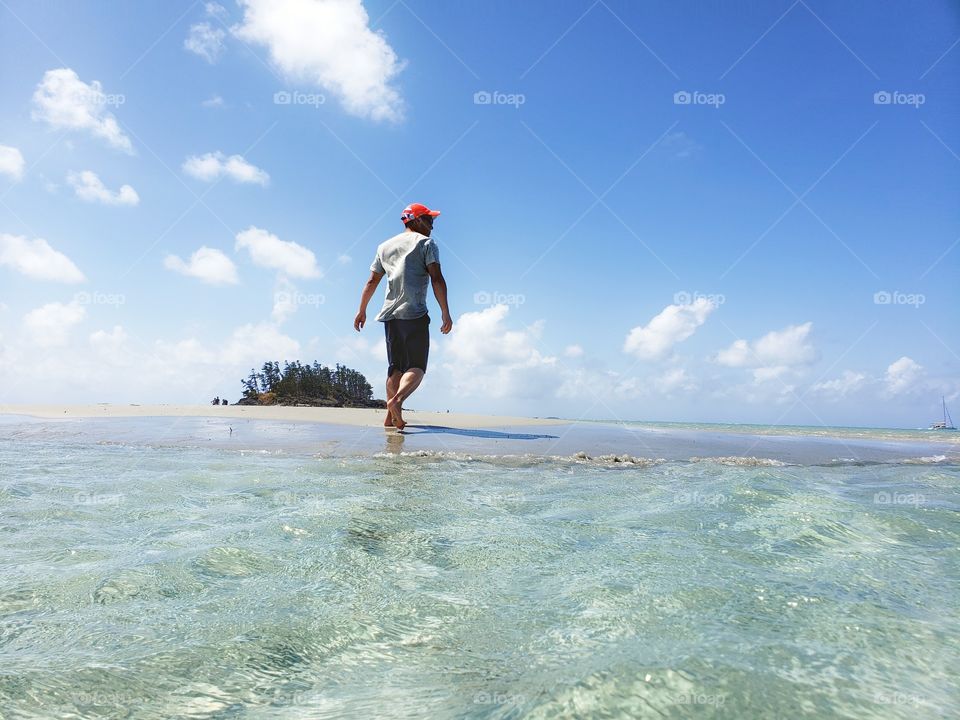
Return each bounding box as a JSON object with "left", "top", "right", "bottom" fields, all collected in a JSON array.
[{"left": 354, "top": 202, "right": 452, "bottom": 430}]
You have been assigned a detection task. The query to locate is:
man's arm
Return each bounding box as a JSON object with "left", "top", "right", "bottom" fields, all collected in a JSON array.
[
  {"left": 426, "top": 262, "right": 452, "bottom": 334},
  {"left": 354, "top": 270, "right": 383, "bottom": 331}
]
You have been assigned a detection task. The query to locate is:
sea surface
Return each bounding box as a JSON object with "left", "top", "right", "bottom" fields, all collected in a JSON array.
[{"left": 1, "top": 415, "right": 958, "bottom": 719}]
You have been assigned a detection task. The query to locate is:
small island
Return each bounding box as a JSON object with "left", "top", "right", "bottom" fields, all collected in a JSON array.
[{"left": 237, "top": 360, "right": 386, "bottom": 409}]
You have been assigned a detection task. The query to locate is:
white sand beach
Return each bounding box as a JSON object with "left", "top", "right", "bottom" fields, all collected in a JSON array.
[{"left": 0, "top": 404, "right": 567, "bottom": 428}]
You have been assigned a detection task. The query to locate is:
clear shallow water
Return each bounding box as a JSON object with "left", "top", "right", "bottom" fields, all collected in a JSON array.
[
  {"left": 1, "top": 430, "right": 959, "bottom": 719},
  {"left": 610, "top": 419, "right": 960, "bottom": 446}
]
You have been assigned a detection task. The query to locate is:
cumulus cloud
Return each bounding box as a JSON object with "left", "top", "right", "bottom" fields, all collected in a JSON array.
[
  {"left": 624, "top": 298, "right": 716, "bottom": 360},
  {"left": 220, "top": 323, "right": 301, "bottom": 366},
  {"left": 564, "top": 344, "right": 584, "bottom": 358},
  {"left": 0, "top": 233, "right": 85, "bottom": 283},
  {"left": 31, "top": 68, "right": 132, "bottom": 152},
  {"left": 715, "top": 322, "right": 817, "bottom": 374},
  {"left": 0, "top": 145, "right": 25, "bottom": 181},
  {"left": 1, "top": 313, "right": 306, "bottom": 403},
  {"left": 89, "top": 325, "right": 131, "bottom": 361},
  {"left": 656, "top": 367, "right": 698, "bottom": 394},
  {"left": 884, "top": 356, "right": 923, "bottom": 396},
  {"left": 182, "top": 152, "right": 269, "bottom": 185},
  {"left": 23, "top": 301, "right": 86, "bottom": 347},
  {"left": 235, "top": 226, "right": 322, "bottom": 278},
  {"left": 233, "top": 0, "right": 405, "bottom": 122},
  {"left": 810, "top": 370, "right": 867, "bottom": 400},
  {"left": 164, "top": 246, "right": 239, "bottom": 285},
  {"left": 152, "top": 323, "right": 300, "bottom": 382},
  {"left": 442, "top": 304, "right": 557, "bottom": 399},
  {"left": 67, "top": 170, "right": 139, "bottom": 206},
  {"left": 333, "top": 334, "right": 386, "bottom": 365},
  {"left": 185, "top": 22, "right": 226, "bottom": 63},
  {"left": 206, "top": 3, "right": 229, "bottom": 20}
]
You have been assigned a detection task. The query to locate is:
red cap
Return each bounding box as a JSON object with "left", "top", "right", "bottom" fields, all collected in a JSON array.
[{"left": 401, "top": 202, "right": 441, "bottom": 224}]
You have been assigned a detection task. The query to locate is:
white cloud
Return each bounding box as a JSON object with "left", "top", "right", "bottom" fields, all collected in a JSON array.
[
  {"left": 164, "top": 246, "right": 239, "bottom": 285},
  {"left": 31, "top": 68, "right": 132, "bottom": 152},
  {"left": 23, "top": 301, "right": 86, "bottom": 347},
  {"left": 810, "top": 370, "right": 867, "bottom": 400},
  {"left": 151, "top": 323, "right": 300, "bottom": 383},
  {"left": 0, "top": 145, "right": 25, "bottom": 181},
  {"left": 235, "top": 226, "right": 322, "bottom": 278},
  {"left": 185, "top": 22, "right": 226, "bottom": 63},
  {"left": 233, "top": 0, "right": 405, "bottom": 122},
  {"left": 220, "top": 323, "right": 301, "bottom": 366},
  {"left": 624, "top": 298, "right": 716, "bottom": 360},
  {"left": 0, "top": 233, "right": 85, "bottom": 283},
  {"left": 715, "top": 322, "right": 817, "bottom": 371},
  {"left": 67, "top": 170, "right": 139, "bottom": 206},
  {"left": 0, "top": 316, "right": 305, "bottom": 403},
  {"left": 89, "top": 325, "right": 130, "bottom": 361},
  {"left": 884, "top": 356, "right": 923, "bottom": 396},
  {"left": 183, "top": 152, "right": 269, "bottom": 185},
  {"left": 564, "top": 344, "right": 584, "bottom": 358},
  {"left": 337, "top": 254, "right": 352, "bottom": 265},
  {"left": 201, "top": 94, "right": 225, "bottom": 108},
  {"left": 206, "top": 3, "right": 229, "bottom": 20},
  {"left": 442, "top": 304, "right": 557, "bottom": 399},
  {"left": 334, "top": 334, "right": 386, "bottom": 365},
  {"left": 271, "top": 277, "right": 297, "bottom": 323},
  {"left": 656, "top": 367, "right": 698, "bottom": 394}
]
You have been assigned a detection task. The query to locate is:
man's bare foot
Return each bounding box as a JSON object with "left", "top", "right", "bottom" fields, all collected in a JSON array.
[
  {"left": 383, "top": 415, "right": 395, "bottom": 428},
  {"left": 386, "top": 396, "right": 406, "bottom": 430}
]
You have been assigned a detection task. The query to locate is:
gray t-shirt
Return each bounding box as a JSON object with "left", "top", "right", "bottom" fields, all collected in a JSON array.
[{"left": 371, "top": 231, "right": 440, "bottom": 322}]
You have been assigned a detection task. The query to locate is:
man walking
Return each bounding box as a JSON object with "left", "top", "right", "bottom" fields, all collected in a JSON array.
[{"left": 354, "top": 202, "right": 452, "bottom": 430}]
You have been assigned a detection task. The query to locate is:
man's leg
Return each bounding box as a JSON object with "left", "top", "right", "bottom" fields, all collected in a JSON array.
[
  {"left": 384, "top": 370, "right": 402, "bottom": 426},
  {"left": 386, "top": 368, "right": 424, "bottom": 430}
]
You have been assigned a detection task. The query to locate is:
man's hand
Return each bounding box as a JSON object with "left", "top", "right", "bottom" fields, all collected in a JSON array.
[
  {"left": 440, "top": 314, "right": 453, "bottom": 334},
  {"left": 354, "top": 310, "right": 366, "bottom": 332}
]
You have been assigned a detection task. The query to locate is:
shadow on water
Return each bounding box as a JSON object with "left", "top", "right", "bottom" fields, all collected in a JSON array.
[{"left": 397, "top": 424, "right": 559, "bottom": 440}]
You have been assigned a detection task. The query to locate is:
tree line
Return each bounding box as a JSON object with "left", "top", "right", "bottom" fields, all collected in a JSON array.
[{"left": 240, "top": 360, "right": 383, "bottom": 407}]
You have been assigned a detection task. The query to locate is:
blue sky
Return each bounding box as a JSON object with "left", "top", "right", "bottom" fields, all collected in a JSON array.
[{"left": 0, "top": 0, "right": 957, "bottom": 427}]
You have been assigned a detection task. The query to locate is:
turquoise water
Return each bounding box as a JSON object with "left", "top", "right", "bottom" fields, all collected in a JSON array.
[
  {"left": 1, "top": 427, "right": 959, "bottom": 718},
  {"left": 608, "top": 419, "right": 960, "bottom": 446}
]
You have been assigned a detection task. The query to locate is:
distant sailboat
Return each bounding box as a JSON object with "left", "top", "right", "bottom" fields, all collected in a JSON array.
[{"left": 929, "top": 396, "right": 957, "bottom": 430}]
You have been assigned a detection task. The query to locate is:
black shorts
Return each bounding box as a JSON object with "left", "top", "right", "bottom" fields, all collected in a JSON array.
[{"left": 384, "top": 314, "right": 430, "bottom": 376}]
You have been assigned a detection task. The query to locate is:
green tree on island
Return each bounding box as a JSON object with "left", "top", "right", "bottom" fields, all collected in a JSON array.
[{"left": 240, "top": 360, "right": 383, "bottom": 408}]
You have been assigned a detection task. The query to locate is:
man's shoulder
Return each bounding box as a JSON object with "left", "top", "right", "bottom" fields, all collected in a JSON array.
[{"left": 379, "top": 231, "right": 418, "bottom": 249}]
